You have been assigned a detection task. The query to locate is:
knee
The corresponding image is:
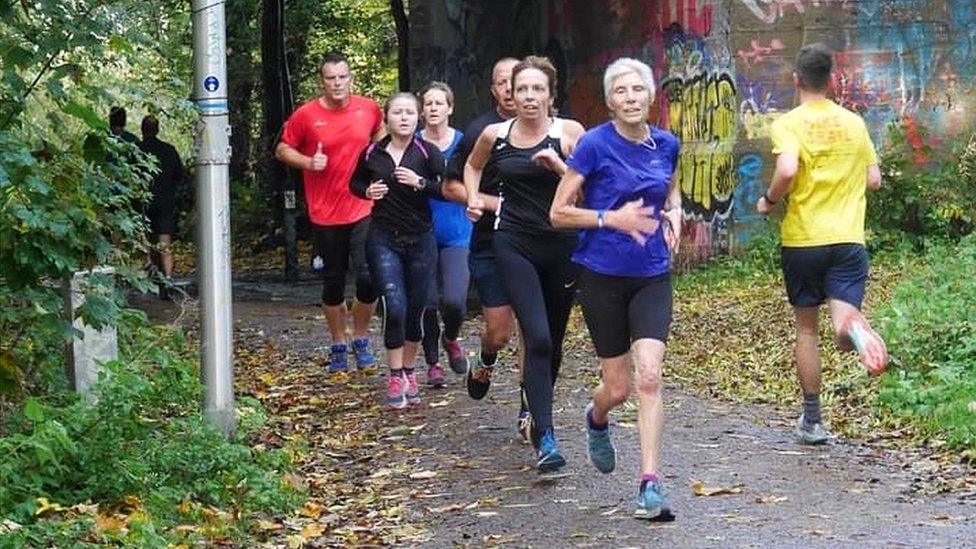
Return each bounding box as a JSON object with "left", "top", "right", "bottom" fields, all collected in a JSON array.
[
  {"left": 524, "top": 334, "right": 552, "bottom": 363},
  {"left": 634, "top": 364, "right": 662, "bottom": 395},
  {"left": 322, "top": 277, "right": 345, "bottom": 306}
]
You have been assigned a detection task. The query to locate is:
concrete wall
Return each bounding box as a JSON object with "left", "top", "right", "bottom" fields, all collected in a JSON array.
[{"left": 410, "top": 0, "right": 976, "bottom": 259}]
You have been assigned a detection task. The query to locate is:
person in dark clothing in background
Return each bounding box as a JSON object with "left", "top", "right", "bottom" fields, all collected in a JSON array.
[
  {"left": 110, "top": 106, "right": 139, "bottom": 144},
  {"left": 139, "top": 115, "right": 185, "bottom": 295}
]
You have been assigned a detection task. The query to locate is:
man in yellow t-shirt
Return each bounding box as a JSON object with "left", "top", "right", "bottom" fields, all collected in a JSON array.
[{"left": 756, "top": 43, "right": 888, "bottom": 445}]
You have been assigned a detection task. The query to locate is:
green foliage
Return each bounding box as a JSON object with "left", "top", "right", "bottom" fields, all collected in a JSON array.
[
  {"left": 0, "top": 1, "right": 194, "bottom": 395},
  {"left": 289, "top": 0, "right": 399, "bottom": 101},
  {"left": 0, "top": 310, "right": 301, "bottom": 543},
  {"left": 868, "top": 123, "right": 976, "bottom": 249},
  {"left": 675, "top": 226, "right": 780, "bottom": 290},
  {"left": 875, "top": 235, "right": 976, "bottom": 451}
]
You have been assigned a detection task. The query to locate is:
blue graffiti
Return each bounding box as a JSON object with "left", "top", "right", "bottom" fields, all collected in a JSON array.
[{"left": 733, "top": 154, "right": 765, "bottom": 244}]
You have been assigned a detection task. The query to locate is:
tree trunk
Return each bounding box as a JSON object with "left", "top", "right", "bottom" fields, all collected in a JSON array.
[
  {"left": 391, "top": 0, "right": 410, "bottom": 91},
  {"left": 226, "top": 0, "right": 258, "bottom": 186},
  {"left": 260, "top": 0, "right": 299, "bottom": 279}
]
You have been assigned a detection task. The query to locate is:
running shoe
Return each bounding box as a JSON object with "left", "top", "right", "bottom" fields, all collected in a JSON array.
[
  {"left": 842, "top": 310, "right": 889, "bottom": 375},
  {"left": 536, "top": 428, "right": 566, "bottom": 473},
  {"left": 405, "top": 372, "right": 422, "bottom": 405},
  {"left": 351, "top": 337, "right": 377, "bottom": 370},
  {"left": 795, "top": 413, "right": 829, "bottom": 445},
  {"left": 443, "top": 338, "right": 469, "bottom": 374},
  {"left": 328, "top": 344, "right": 348, "bottom": 374},
  {"left": 427, "top": 362, "right": 446, "bottom": 388},
  {"left": 585, "top": 402, "right": 616, "bottom": 474},
  {"left": 635, "top": 480, "right": 674, "bottom": 520},
  {"left": 387, "top": 374, "right": 407, "bottom": 409},
  {"left": 466, "top": 354, "right": 494, "bottom": 400}
]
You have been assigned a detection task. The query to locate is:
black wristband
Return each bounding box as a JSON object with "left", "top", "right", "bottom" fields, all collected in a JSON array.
[{"left": 763, "top": 191, "right": 777, "bottom": 205}]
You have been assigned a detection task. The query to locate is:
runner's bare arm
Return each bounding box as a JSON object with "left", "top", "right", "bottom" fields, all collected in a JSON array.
[
  {"left": 867, "top": 164, "right": 881, "bottom": 190},
  {"left": 549, "top": 168, "right": 589, "bottom": 228},
  {"left": 275, "top": 142, "right": 313, "bottom": 171},
  {"left": 463, "top": 124, "right": 501, "bottom": 212},
  {"left": 757, "top": 152, "right": 797, "bottom": 214}
]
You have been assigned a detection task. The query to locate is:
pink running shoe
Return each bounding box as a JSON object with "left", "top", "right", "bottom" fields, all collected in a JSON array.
[
  {"left": 387, "top": 374, "right": 407, "bottom": 409},
  {"left": 442, "top": 338, "right": 469, "bottom": 374},
  {"left": 405, "top": 372, "right": 422, "bottom": 405},
  {"left": 427, "top": 363, "right": 446, "bottom": 388},
  {"left": 843, "top": 310, "right": 889, "bottom": 375}
]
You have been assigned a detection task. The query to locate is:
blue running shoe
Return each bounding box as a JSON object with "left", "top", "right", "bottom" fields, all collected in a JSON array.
[
  {"left": 536, "top": 428, "right": 566, "bottom": 473},
  {"left": 585, "top": 402, "right": 616, "bottom": 473},
  {"left": 329, "top": 344, "right": 348, "bottom": 374},
  {"left": 635, "top": 480, "right": 674, "bottom": 521},
  {"left": 351, "top": 337, "right": 376, "bottom": 370}
]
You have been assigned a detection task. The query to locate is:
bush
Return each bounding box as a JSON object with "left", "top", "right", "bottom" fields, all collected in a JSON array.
[
  {"left": 875, "top": 234, "right": 976, "bottom": 451},
  {"left": 0, "top": 310, "right": 301, "bottom": 543},
  {"left": 868, "top": 123, "right": 976, "bottom": 249}
]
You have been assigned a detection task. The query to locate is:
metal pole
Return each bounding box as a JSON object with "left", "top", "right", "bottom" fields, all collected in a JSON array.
[{"left": 192, "top": 0, "right": 235, "bottom": 437}]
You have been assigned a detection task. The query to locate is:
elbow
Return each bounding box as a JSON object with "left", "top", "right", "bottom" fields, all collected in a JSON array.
[
  {"left": 549, "top": 204, "right": 568, "bottom": 228},
  {"left": 274, "top": 143, "right": 285, "bottom": 162}
]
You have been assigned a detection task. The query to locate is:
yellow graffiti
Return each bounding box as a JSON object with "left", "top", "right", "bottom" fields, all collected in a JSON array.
[
  {"left": 667, "top": 73, "right": 737, "bottom": 144},
  {"left": 663, "top": 72, "right": 738, "bottom": 219},
  {"left": 678, "top": 150, "right": 736, "bottom": 217}
]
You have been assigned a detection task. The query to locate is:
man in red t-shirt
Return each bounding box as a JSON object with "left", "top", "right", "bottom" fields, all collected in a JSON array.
[{"left": 276, "top": 52, "right": 384, "bottom": 373}]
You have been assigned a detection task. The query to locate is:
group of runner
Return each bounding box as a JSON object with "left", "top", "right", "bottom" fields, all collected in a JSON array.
[{"left": 276, "top": 45, "right": 889, "bottom": 520}]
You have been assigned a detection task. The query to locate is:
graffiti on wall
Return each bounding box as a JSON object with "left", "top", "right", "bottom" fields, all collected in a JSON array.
[
  {"left": 662, "top": 71, "right": 738, "bottom": 219},
  {"left": 412, "top": 0, "right": 976, "bottom": 261}
]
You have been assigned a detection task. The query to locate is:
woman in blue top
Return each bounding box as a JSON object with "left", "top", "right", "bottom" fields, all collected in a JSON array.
[
  {"left": 417, "top": 82, "right": 470, "bottom": 388},
  {"left": 550, "top": 58, "right": 682, "bottom": 520}
]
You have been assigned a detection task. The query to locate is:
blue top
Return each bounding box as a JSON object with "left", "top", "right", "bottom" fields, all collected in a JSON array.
[
  {"left": 566, "top": 122, "right": 680, "bottom": 277},
  {"left": 421, "top": 129, "right": 470, "bottom": 247}
]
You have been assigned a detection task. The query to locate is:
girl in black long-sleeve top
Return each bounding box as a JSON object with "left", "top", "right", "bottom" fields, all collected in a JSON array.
[{"left": 350, "top": 92, "right": 444, "bottom": 409}]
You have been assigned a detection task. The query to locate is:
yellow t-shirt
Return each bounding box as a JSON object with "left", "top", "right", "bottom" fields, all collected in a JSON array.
[{"left": 770, "top": 99, "right": 878, "bottom": 247}]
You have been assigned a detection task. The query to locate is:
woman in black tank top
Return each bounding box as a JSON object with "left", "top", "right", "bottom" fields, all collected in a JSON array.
[{"left": 463, "top": 56, "right": 585, "bottom": 473}]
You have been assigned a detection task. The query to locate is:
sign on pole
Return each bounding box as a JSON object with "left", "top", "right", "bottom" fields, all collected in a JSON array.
[{"left": 191, "top": 0, "right": 235, "bottom": 436}]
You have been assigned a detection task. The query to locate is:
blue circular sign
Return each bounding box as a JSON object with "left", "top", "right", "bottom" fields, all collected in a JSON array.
[{"left": 203, "top": 76, "right": 219, "bottom": 92}]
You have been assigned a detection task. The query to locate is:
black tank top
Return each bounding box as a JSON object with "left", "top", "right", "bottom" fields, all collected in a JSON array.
[{"left": 492, "top": 118, "right": 576, "bottom": 239}]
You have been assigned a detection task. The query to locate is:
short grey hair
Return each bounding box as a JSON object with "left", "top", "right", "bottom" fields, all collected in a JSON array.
[{"left": 603, "top": 58, "right": 655, "bottom": 103}]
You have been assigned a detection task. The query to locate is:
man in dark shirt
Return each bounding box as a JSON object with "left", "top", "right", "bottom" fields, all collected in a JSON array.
[
  {"left": 442, "top": 57, "right": 529, "bottom": 435},
  {"left": 139, "top": 115, "right": 185, "bottom": 293},
  {"left": 110, "top": 106, "right": 139, "bottom": 144}
]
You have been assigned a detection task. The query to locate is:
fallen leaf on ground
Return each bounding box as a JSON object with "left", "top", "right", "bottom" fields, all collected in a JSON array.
[
  {"left": 256, "top": 519, "right": 284, "bottom": 531},
  {"left": 34, "top": 497, "right": 66, "bottom": 516},
  {"left": 408, "top": 470, "right": 438, "bottom": 480},
  {"left": 95, "top": 513, "right": 128, "bottom": 533},
  {"left": 299, "top": 501, "right": 324, "bottom": 519},
  {"left": 429, "top": 399, "right": 452, "bottom": 408},
  {"left": 300, "top": 522, "right": 326, "bottom": 539},
  {"left": 691, "top": 479, "right": 744, "bottom": 496},
  {"left": 756, "top": 494, "right": 788, "bottom": 504}
]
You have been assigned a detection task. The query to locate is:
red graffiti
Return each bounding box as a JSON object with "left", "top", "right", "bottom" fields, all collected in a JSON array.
[
  {"left": 643, "top": 0, "right": 713, "bottom": 36},
  {"left": 737, "top": 38, "right": 785, "bottom": 66},
  {"left": 902, "top": 115, "right": 929, "bottom": 164}
]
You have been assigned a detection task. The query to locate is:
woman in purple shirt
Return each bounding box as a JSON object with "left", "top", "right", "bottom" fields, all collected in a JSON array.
[{"left": 550, "top": 58, "right": 682, "bottom": 521}]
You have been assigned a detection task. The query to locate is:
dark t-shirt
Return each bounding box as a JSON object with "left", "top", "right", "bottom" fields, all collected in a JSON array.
[
  {"left": 447, "top": 109, "right": 507, "bottom": 252},
  {"left": 493, "top": 119, "right": 576, "bottom": 239},
  {"left": 349, "top": 136, "right": 445, "bottom": 235},
  {"left": 138, "top": 136, "right": 185, "bottom": 215}
]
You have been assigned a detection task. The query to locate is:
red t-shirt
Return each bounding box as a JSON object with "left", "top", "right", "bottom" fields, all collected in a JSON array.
[{"left": 280, "top": 95, "right": 382, "bottom": 226}]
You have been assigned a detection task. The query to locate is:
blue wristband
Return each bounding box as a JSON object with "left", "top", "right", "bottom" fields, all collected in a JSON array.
[{"left": 597, "top": 210, "right": 606, "bottom": 229}]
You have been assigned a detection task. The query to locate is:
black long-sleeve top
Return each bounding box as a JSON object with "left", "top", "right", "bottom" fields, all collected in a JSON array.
[{"left": 350, "top": 135, "right": 444, "bottom": 234}]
